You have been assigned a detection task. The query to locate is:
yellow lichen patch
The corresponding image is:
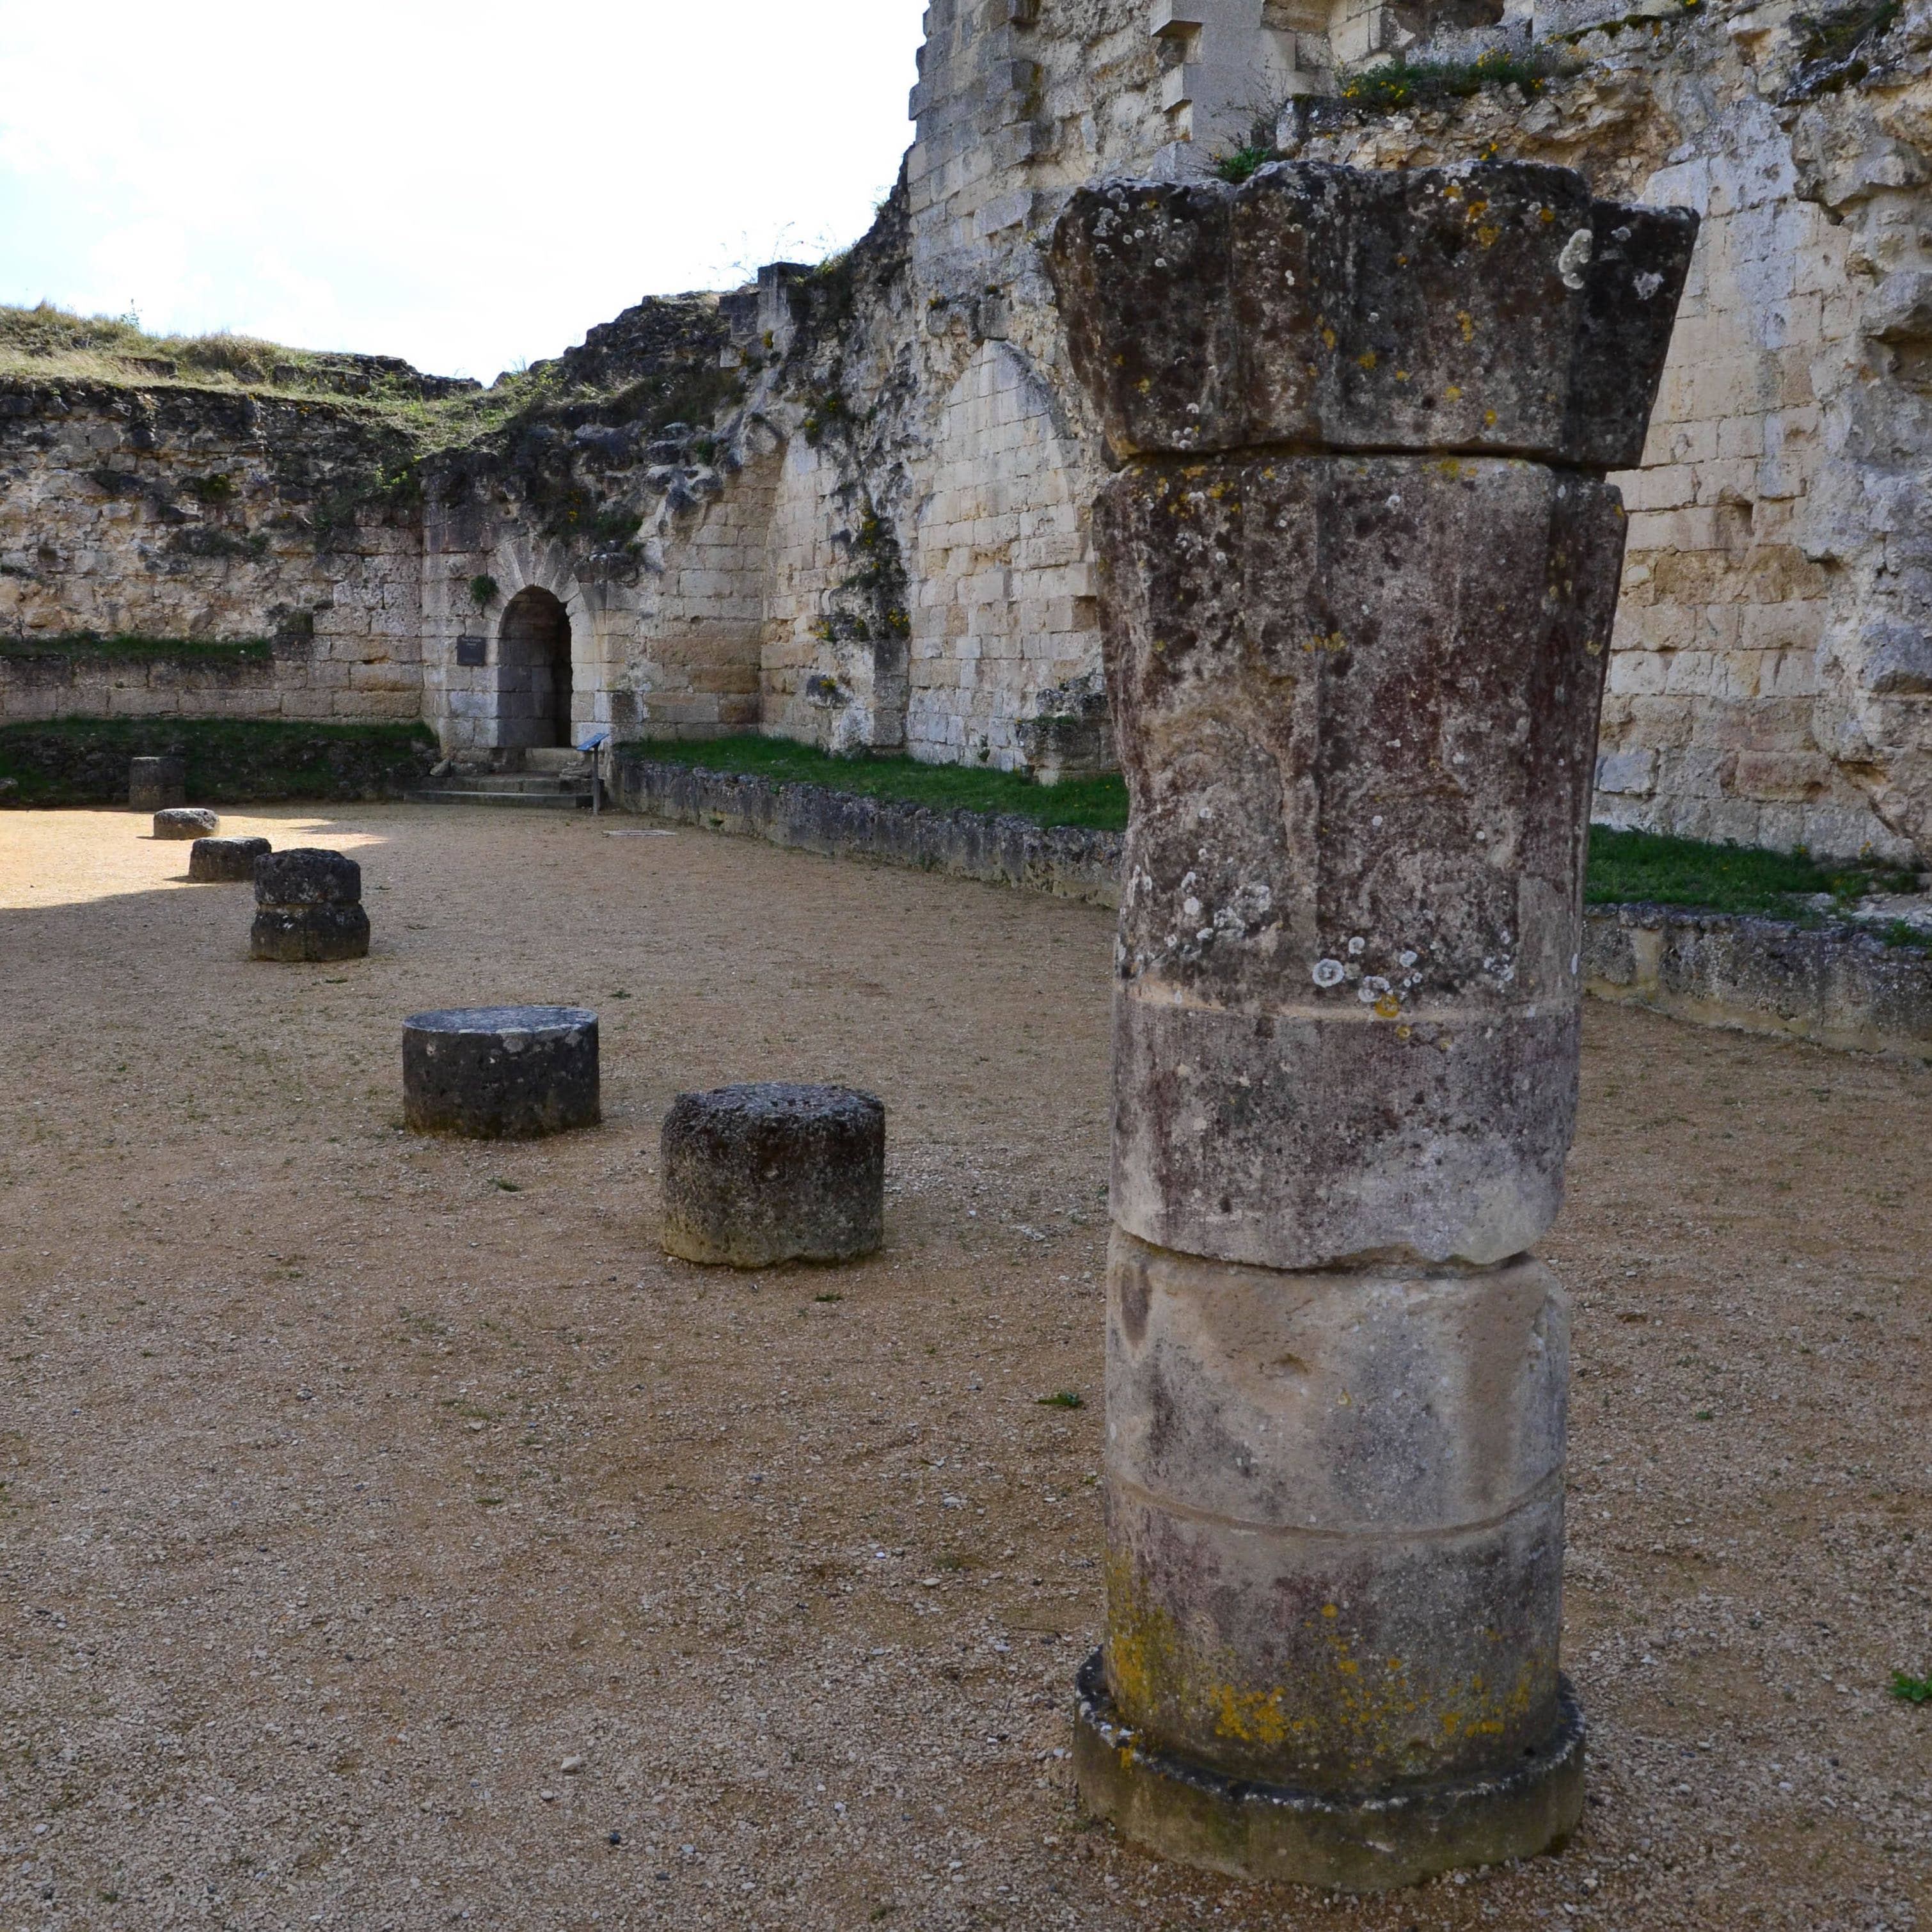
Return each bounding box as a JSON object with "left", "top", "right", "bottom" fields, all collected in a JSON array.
[
  {"left": 1477, "top": 225, "right": 1501, "bottom": 248},
  {"left": 1374, "top": 994, "right": 1401, "bottom": 1019},
  {"left": 1321, "top": 326, "right": 1338, "bottom": 351},
  {"left": 1457, "top": 311, "right": 1475, "bottom": 343},
  {"left": 1445, "top": 384, "right": 1463, "bottom": 403},
  {"left": 1540, "top": 207, "right": 1556, "bottom": 224},
  {"left": 1102, "top": 1553, "right": 1171, "bottom": 1722},
  {"left": 1208, "top": 1681, "right": 1303, "bottom": 1748},
  {"left": 1303, "top": 631, "right": 1347, "bottom": 653},
  {"left": 1136, "top": 377, "right": 1153, "bottom": 394},
  {"left": 1394, "top": 368, "right": 1410, "bottom": 383},
  {"left": 1484, "top": 408, "right": 1499, "bottom": 428},
  {"left": 1356, "top": 350, "right": 1377, "bottom": 371}
]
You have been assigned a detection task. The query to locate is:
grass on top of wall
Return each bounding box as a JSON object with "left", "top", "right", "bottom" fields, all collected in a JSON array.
[
  {"left": 0, "top": 717, "right": 438, "bottom": 807},
  {"left": 1585, "top": 826, "right": 1922, "bottom": 917},
  {"left": 0, "top": 633, "right": 273, "bottom": 665},
  {"left": 623, "top": 734, "right": 1132, "bottom": 832},
  {"left": 627, "top": 739, "right": 1931, "bottom": 921}
]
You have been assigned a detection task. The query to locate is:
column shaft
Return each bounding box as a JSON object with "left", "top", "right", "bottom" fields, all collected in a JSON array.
[{"left": 1048, "top": 158, "right": 1696, "bottom": 1888}]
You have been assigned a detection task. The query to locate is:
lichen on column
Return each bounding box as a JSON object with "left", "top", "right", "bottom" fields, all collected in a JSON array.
[{"left": 1048, "top": 159, "right": 1695, "bottom": 1890}]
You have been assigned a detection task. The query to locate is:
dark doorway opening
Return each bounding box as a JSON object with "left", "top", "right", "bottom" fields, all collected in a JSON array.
[{"left": 497, "top": 587, "right": 573, "bottom": 748}]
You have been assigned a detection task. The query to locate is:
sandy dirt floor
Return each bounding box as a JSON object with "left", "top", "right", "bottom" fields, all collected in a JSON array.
[{"left": 0, "top": 803, "right": 1927, "bottom": 1931}]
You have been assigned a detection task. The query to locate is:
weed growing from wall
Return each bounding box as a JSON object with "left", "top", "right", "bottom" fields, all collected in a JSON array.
[
  {"left": 1211, "top": 143, "right": 1278, "bottom": 184},
  {"left": 1338, "top": 47, "right": 1567, "bottom": 113}
]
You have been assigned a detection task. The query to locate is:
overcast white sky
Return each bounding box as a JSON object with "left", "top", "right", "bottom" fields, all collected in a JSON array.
[{"left": 0, "top": 0, "right": 926, "bottom": 383}]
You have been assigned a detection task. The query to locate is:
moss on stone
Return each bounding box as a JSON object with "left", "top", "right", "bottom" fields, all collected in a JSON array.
[
  {"left": 0, "top": 633, "right": 272, "bottom": 665},
  {"left": 0, "top": 717, "right": 437, "bottom": 807}
]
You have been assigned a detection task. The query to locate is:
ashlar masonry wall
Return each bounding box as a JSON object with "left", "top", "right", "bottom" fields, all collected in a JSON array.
[
  {"left": 906, "top": 341, "right": 1098, "bottom": 766},
  {"left": 0, "top": 380, "right": 423, "bottom": 727},
  {"left": 1286, "top": 4, "right": 1932, "bottom": 862},
  {"left": 1603, "top": 129, "right": 1873, "bottom": 856}
]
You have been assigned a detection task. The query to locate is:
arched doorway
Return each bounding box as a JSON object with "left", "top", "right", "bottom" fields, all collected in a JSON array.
[{"left": 497, "top": 587, "right": 573, "bottom": 748}]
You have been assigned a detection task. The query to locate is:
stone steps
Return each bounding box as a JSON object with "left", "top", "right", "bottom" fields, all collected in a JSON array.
[
  {"left": 409, "top": 783, "right": 589, "bottom": 811},
  {"left": 441, "top": 773, "right": 577, "bottom": 794}
]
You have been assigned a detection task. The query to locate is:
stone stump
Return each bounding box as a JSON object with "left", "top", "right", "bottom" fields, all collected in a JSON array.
[
  {"left": 189, "top": 835, "right": 271, "bottom": 882},
  {"left": 660, "top": 1084, "right": 885, "bottom": 1267},
  {"left": 154, "top": 807, "right": 220, "bottom": 840},
  {"left": 251, "top": 849, "right": 370, "bottom": 963},
  {"left": 402, "top": 1007, "right": 600, "bottom": 1137},
  {"left": 129, "top": 756, "right": 185, "bottom": 812},
  {"left": 1047, "top": 161, "right": 1695, "bottom": 1890}
]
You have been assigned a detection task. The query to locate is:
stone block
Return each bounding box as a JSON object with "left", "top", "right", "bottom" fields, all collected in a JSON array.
[
  {"left": 403, "top": 1006, "right": 600, "bottom": 1138},
  {"left": 154, "top": 807, "right": 220, "bottom": 839},
  {"left": 189, "top": 835, "right": 270, "bottom": 881},
  {"left": 129, "top": 756, "right": 186, "bottom": 811},
  {"left": 1595, "top": 748, "right": 1658, "bottom": 795},
  {"left": 660, "top": 1084, "right": 885, "bottom": 1268},
  {"left": 1103, "top": 1232, "right": 1569, "bottom": 1787},
  {"left": 1733, "top": 750, "right": 1832, "bottom": 800},
  {"left": 1049, "top": 162, "right": 1696, "bottom": 468},
  {"left": 251, "top": 848, "right": 368, "bottom": 963}
]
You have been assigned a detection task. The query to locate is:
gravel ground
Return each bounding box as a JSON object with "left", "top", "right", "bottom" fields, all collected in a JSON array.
[{"left": 0, "top": 804, "right": 1926, "bottom": 1931}]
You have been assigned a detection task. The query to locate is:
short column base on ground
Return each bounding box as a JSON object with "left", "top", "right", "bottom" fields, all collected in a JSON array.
[
  {"left": 154, "top": 808, "right": 219, "bottom": 840},
  {"left": 251, "top": 849, "right": 368, "bottom": 963},
  {"left": 251, "top": 906, "right": 370, "bottom": 961},
  {"left": 189, "top": 836, "right": 269, "bottom": 882},
  {"left": 660, "top": 1084, "right": 884, "bottom": 1267},
  {"left": 403, "top": 1007, "right": 599, "bottom": 1137},
  {"left": 1072, "top": 1655, "right": 1584, "bottom": 1892},
  {"left": 129, "top": 757, "right": 185, "bottom": 812}
]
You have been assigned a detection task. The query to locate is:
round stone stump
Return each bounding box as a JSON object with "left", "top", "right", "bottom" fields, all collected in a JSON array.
[
  {"left": 660, "top": 1083, "right": 885, "bottom": 1267},
  {"left": 189, "top": 835, "right": 271, "bottom": 883},
  {"left": 129, "top": 756, "right": 186, "bottom": 811},
  {"left": 154, "top": 807, "right": 220, "bottom": 840},
  {"left": 402, "top": 1007, "right": 600, "bottom": 1138},
  {"left": 251, "top": 848, "right": 369, "bottom": 963}
]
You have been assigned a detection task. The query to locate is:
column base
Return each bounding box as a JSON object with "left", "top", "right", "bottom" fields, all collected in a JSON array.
[{"left": 1072, "top": 1651, "right": 1585, "bottom": 1893}]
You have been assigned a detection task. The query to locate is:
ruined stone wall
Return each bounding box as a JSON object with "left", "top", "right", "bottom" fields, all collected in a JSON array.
[
  {"left": 0, "top": 379, "right": 422, "bottom": 726},
  {"left": 8, "top": 0, "right": 1932, "bottom": 864},
  {"left": 1277, "top": 0, "right": 1932, "bottom": 862},
  {"left": 734, "top": 1, "right": 1168, "bottom": 773},
  {"left": 750, "top": 0, "right": 1932, "bottom": 855}
]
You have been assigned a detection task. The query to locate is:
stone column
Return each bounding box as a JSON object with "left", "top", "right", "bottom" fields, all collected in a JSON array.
[{"left": 1047, "top": 162, "right": 1695, "bottom": 1890}]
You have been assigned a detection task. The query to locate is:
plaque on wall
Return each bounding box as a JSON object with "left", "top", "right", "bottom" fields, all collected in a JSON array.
[{"left": 455, "top": 635, "right": 487, "bottom": 667}]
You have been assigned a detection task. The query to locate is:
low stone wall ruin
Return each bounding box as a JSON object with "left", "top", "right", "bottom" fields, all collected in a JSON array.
[
  {"left": 610, "top": 754, "right": 1123, "bottom": 907},
  {"left": 1583, "top": 903, "right": 1932, "bottom": 1057},
  {"left": 614, "top": 757, "right": 1932, "bottom": 1060}
]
